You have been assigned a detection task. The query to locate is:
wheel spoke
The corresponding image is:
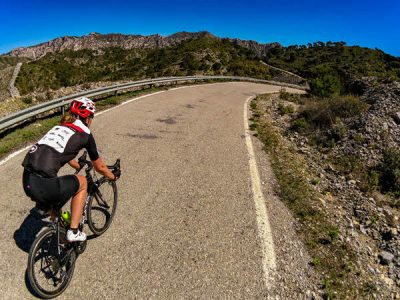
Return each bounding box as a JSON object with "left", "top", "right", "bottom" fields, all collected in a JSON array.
[
  {"left": 28, "top": 227, "right": 76, "bottom": 298},
  {"left": 88, "top": 180, "right": 117, "bottom": 235}
]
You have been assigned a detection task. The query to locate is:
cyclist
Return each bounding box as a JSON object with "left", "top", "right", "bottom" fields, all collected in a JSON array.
[{"left": 22, "top": 97, "right": 120, "bottom": 242}]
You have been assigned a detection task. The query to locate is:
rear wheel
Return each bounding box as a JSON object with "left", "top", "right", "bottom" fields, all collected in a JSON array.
[
  {"left": 87, "top": 179, "right": 118, "bottom": 236},
  {"left": 27, "top": 226, "right": 76, "bottom": 299}
]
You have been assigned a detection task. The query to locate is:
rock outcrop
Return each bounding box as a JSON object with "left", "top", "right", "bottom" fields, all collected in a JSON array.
[{"left": 4, "top": 31, "right": 281, "bottom": 60}]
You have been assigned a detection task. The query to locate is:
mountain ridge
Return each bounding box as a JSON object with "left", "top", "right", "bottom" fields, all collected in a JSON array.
[{"left": 5, "top": 31, "right": 280, "bottom": 60}]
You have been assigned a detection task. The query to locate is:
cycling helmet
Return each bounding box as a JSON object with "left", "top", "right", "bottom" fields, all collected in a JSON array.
[{"left": 69, "top": 97, "right": 96, "bottom": 119}]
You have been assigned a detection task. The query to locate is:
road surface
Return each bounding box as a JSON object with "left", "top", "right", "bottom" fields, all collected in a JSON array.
[{"left": 0, "top": 82, "right": 306, "bottom": 299}]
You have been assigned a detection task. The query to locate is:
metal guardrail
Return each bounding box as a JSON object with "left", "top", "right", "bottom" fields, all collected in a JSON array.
[{"left": 0, "top": 76, "right": 308, "bottom": 133}]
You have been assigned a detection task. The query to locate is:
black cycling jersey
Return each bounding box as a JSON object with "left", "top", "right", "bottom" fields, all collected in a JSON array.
[{"left": 22, "top": 119, "right": 99, "bottom": 178}]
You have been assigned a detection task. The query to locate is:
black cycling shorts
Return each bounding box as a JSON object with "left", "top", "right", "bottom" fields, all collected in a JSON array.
[{"left": 23, "top": 169, "right": 79, "bottom": 208}]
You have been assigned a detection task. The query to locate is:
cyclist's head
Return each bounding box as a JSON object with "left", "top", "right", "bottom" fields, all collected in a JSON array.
[{"left": 69, "top": 97, "right": 96, "bottom": 121}]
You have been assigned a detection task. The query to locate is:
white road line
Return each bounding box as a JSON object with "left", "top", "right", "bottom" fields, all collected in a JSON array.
[
  {"left": 0, "top": 91, "right": 168, "bottom": 167},
  {"left": 96, "top": 91, "right": 165, "bottom": 116},
  {"left": 0, "top": 145, "right": 31, "bottom": 166},
  {"left": 243, "top": 96, "right": 277, "bottom": 286}
]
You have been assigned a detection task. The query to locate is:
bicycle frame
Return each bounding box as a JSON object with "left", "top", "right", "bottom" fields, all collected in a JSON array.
[{"left": 38, "top": 151, "right": 118, "bottom": 256}]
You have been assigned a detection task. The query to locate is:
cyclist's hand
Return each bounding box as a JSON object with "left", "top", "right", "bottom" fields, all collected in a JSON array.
[
  {"left": 112, "top": 169, "right": 121, "bottom": 180},
  {"left": 78, "top": 160, "right": 86, "bottom": 171}
]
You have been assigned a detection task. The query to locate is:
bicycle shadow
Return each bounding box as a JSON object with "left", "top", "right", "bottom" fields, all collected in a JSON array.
[{"left": 14, "top": 208, "right": 48, "bottom": 253}]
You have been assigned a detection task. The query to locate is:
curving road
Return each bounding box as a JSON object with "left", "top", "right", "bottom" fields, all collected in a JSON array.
[{"left": 0, "top": 82, "right": 305, "bottom": 299}]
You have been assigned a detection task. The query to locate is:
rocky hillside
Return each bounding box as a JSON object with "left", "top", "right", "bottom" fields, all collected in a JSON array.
[
  {"left": 0, "top": 56, "right": 29, "bottom": 102},
  {"left": 14, "top": 36, "right": 287, "bottom": 95},
  {"left": 5, "top": 31, "right": 280, "bottom": 60},
  {"left": 266, "top": 78, "right": 400, "bottom": 297}
]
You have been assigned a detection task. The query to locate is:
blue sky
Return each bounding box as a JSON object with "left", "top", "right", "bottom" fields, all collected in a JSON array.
[{"left": 1, "top": 0, "right": 399, "bottom": 56}]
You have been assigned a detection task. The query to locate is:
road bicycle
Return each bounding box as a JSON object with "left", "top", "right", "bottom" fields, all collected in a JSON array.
[{"left": 26, "top": 151, "right": 120, "bottom": 299}]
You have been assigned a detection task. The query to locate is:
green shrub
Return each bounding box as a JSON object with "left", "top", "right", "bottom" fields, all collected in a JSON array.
[
  {"left": 328, "top": 227, "right": 340, "bottom": 240},
  {"left": 324, "top": 122, "right": 348, "bottom": 146},
  {"left": 21, "top": 96, "right": 33, "bottom": 104},
  {"left": 311, "top": 178, "right": 320, "bottom": 185},
  {"left": 300, "top": 95, "right": 367, "bottom": 130},
  {"left": 335, "top": 155, "right": 361, "bottom": 174},
  {"left": 380, "top": 147, "right": 400, "bottom": 196},
  {"left": 361, "top": 170, "right": 380, "bottom": 192},
  {"left": 279, "top": 90, "right": 290, "bottom": 100},
  {"left": 278, "top": 102, "right": 294, "bottom": 115},
  {"left": 249, "top": 123, "right": 257, "bottom": 131},
  {"left": 310, "top": 73, "right": 341, "bottom": 97},
  {"left": 292, "top": 117, "right": 309, "bottom": 131}
]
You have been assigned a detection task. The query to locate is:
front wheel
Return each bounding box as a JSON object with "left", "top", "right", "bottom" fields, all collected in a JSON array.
[
  {"left": 27, "top": 226, "right": 76, "bottom": 299},
  {"left": 87, "top": 179, "right": 118, "bottom": 236}
]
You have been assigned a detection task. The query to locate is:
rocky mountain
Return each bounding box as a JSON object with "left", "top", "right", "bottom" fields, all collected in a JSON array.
[
  {"left": 229, "top": 38, "right": 280, "bottom": 58},
  {"left": 5, "top": 31, "right": 280, "bottom": 60}
]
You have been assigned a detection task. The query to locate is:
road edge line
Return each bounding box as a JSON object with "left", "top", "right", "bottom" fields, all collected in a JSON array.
[{"left": 243, "top": 95, "right": 277, "bottom": 286}]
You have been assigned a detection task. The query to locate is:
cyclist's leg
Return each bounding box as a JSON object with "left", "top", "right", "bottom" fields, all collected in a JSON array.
[{"left": 70, "top": 175, "right": 87, "bottom": 229}]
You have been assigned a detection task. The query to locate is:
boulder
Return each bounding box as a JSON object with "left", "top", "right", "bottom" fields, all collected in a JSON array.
[
  {"left": 379, "top": 251, "right": 395, "bottom": 265},
  {"left": 392, "top": 112, "right": 400, "bottom": 125}
]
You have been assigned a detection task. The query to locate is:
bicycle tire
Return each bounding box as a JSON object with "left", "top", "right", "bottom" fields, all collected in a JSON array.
[
  {"left": 87, "top": 180, "right": 118, "bottom": 236},
  {"left": 27, "top": 226, "right": 76, "bottom": 299}
]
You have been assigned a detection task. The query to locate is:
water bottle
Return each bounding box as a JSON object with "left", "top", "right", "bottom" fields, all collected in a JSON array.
[{"left": 61, "top": 211, "right": 71, "bottom": 225}]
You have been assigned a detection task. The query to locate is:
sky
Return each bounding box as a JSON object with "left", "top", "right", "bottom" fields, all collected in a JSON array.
[{"left": 1, "top": 0, "right": 399, "bottom": 57}]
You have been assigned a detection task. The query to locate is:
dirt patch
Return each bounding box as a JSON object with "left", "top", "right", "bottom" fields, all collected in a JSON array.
[
  {"left": 156, "top": 117, "right": 177, "bottom": 125},
  {"left": 118, "top": 133, "right": 159, "bottom": 139}
]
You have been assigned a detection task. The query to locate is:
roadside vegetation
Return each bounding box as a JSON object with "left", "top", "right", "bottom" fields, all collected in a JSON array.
[
  {"left": 291, "top": 94, "right": 368, "bottom": 147},
  {"left": 252, "top": 77, "right": 400, "bottom": 296},
  {"left": 250, "top": 93, "right": 360, "bottom": 298},
  {"left": 288, "top": 90, "right": 400, "bottom": 207}
]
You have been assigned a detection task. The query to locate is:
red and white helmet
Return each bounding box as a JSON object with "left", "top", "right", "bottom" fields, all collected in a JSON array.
[{"left": 69, "top": 97, "right": 96, "bottom": 119}]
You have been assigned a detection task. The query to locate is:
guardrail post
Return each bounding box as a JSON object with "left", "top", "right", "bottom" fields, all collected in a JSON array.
[{"left": 61, "top": 105, "right": 65, "bottom": 115}]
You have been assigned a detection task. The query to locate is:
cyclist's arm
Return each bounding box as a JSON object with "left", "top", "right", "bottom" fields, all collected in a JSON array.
[
  {"left": 92, "top": 158, "right": 116, "bottom": 180},
  {"left": 86, "top": 134, "right": 116, "bottom": 180},
  {"left": 68, "top": 159, "right": 80, "bottom": 170}
]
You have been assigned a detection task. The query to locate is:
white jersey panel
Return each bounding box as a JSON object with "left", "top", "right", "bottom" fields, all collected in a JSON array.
[{"left": 38, "top": 126, "right": 75, "bottom": 153}]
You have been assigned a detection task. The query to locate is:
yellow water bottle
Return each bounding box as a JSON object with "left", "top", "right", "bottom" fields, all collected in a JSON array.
[{"left": 61, "top": 211, "right": 71, "bottom": 225}]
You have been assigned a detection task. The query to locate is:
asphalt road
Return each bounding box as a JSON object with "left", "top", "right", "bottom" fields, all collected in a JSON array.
[{"left": 0, "top": 82, "right": 305, "bottom": 299}]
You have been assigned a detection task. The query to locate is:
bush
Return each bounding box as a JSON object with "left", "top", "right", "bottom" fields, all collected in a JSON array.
[
  {"left": 335, "top": 155, "right": 361, "bottom": 174},
  {"left": 279, "top": 90, "right": 290, "bottom": 100},
  {"left": 299, "top": 95, "right": 368, "bottom": 130},
  {"left": 324, "top": 122, "right": 348, "bottom": 146},
  {"left": 292, "top": 117, "right": 309, "bottom": 131},
  {"left": 310, "top": 74, "right": 341, "bottom": 97},
  {"left": 278, "top": 102, "right": 294, "bottom": 115},
  {"left": 380, "top": 147, "right": 400, "bottom": 196},
  {"left": 21, "top": 96, "right": 33, "bottom": 104}
]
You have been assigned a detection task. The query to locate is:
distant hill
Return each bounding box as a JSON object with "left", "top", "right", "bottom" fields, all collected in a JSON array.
[
  {"left": 14, "top": 36, "right": 283, "bottom": 95},
  {"left": 5, "top": 31, "right": 280, "bottom": 60},
  {"left": 5, "top": 32, "right": 400, "bottom": 98},
  {"left": 264, "top": 42, "right": 400, "bottom": 96}
]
